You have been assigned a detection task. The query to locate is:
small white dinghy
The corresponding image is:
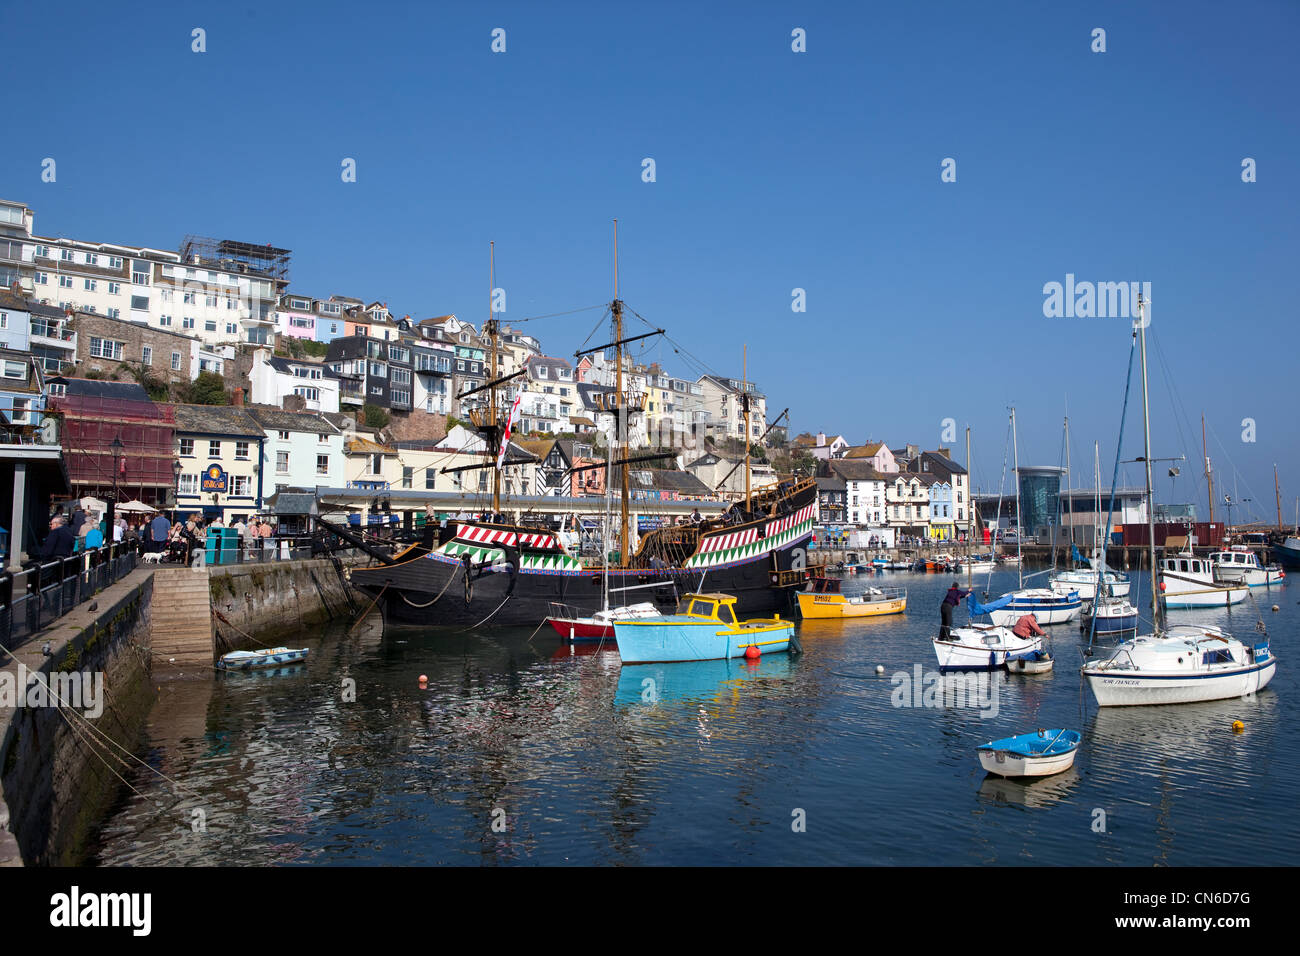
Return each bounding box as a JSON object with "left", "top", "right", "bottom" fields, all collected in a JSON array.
[
  {"left": 1006, "top": 649, "right": 1054, "bottom": 674},
  {"left": 977, "top": 728, "right": 1081, "bottom": 778},
  {"left": 217, "top": 647, "right": 309, "bottom": 671}
]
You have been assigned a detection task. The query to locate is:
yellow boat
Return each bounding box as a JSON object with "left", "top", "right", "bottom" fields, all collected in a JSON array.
[{"left": 796, "top": 577, "right": 907, "bottom": 619}]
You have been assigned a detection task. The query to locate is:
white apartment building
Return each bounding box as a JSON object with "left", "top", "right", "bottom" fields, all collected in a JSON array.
[
  {"left": 1, "top": 199, "right": 285, "bottom": 350},
  {"left": 247, "top": 405, "right": 345, "bottom": 495},
  {"left": 249, "top": 350, "right": 341, "bottom": 413}
]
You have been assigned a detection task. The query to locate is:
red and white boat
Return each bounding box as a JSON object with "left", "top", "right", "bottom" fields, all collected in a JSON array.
[{"left": 545, "top": 602, "right": 662, "bottom": 642}]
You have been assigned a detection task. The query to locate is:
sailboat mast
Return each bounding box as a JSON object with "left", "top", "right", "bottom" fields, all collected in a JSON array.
[
  {"left": 489, "top": 241, "right": 501, "bottom": 517},
  {"left": 1064, "top": 415, "right": 1072, "bottom": 553},
  {"left": 613, "top": 220, "right": 630, "bottom": 565},
  {"left": 1202, "top": 414, "right": 1214, "bottom": 524},
  {"left": 1138, "top": 295, "right": 1159, "bottom": 633},
  {"left": 1275, "top": 464, "right": 1283, "bottom": 532},
  {"left": 1011, "top": 407, "right": 1023, "bottom": 589},
  {"left": 965, "top": 425, "right": 972, "bottom": 588},
  {"left": 743, "top": 345, "right": 751, "bottom": 513}
]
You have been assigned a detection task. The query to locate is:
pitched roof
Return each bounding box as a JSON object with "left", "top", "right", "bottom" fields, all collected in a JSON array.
[
  {"left": 826, "top": 459, "right": 887, "bottom": 482},
  {"left": 633, "top": 469, "right": 713, "bottom": 496},
  {"left": 245, "top": 405, "right": 339, "bottom": 436},
  {"left": 346, "top": 436, "right": 396, "bottom": 455},
  {"left": 843, "top": 442, "right": 886, "bottom": 458},
  {"left": 54, "top": 377, "right": 152, "bottom": 402},
  {"left": 172, "top": 403, "right": 265, "bottom": 437},
  {"left": 816, "top": 476, "right": 846, "bottom": 491}
]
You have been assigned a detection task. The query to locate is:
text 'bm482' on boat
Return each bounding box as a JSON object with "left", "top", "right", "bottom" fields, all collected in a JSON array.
[{"left": 346, "top": 229, "right": 818, "bottom": 630}]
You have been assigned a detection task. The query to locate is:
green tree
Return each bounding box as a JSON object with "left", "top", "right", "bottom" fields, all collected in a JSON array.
[
  {"left": 181, "top": 371, "right": 229, "bottom": 405},
  {"left": 362, "top": 404, "right": 390, "bottom": 429}
]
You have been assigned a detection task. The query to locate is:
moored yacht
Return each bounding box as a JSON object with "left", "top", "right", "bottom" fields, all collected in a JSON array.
[
  {"left": 1159, "top": 551, "right": 1248, "bottom": 608},
  {"left": 1209, "top": 547, "right": 1285, "bottom": 588},
  {"left": 1050, "top": 564, "right": 1130, "bottom": 601}
]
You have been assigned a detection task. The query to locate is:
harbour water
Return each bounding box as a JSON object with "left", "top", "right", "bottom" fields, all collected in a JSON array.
[{"left": 89, "top": 570, "right": 1297, "bottom": 865}]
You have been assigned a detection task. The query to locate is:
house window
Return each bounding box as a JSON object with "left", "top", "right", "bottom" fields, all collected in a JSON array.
[
  {"left": 278, "top": 430, "right": 290, "bottom": 440},
  {"left": 179, "top": 438, "right": 195, "bottom": 456},
  {"left": 318, "top": 455, "right": 330, "bottom": 476},
  {"left": 183, "top": 317, "right": 195, "bottom": 329},
  {"left": 205, "top": 295, "right": 217, "bottom": 307},
  {"left": 2, "top": 360, "right": 25, "bottom": 379},
  {"left": 204, "top": 320, "right": 217, "bottom": 332},
  {"left": 171, "top": 351, "right": 181, "bottom": 370},
  {"left": 89, "top": 337, "right": 124, "bottom": 360},
  {"left": 178, "top": 473, "right": 198, "bottom": 495},
  {"left": 108, "top": 256, "right": 123, "bottom": 269},
  {"left": 35, "top": 272, "right": 47, "bottom": 285},
  {"left": 60, "top": 249, "right": 74, "bottom": 261},
  {"left": 318, "top": 433, "right": 329, "bottom": 443},
  {"left": 276, "top": 451, "right": 290, "bottom": 474},
  {"left": 84, "top": 278, "right": 97, "bottom": 291},
  {"left": 142, "top": 346, "right": 152, "bottom": 366},
  {"left": 131, "top": 262, "right": 150, "bottom": 284},
  {"left": 370, "top": 454, "right": 382, "bottom": 475},
  {"left": 235, "top": 441, "right": 250, "bottom": 460},
  {"left": 294, "top": 386, "right": 320, "bottom": 402},
  {"left": 226, "top": 323, "right": 238, "bottom": 335},
  {"left": 131, "top": 295, "right": 149, "bottom": 311},
  {"left": 401, "top": 466, "right": 413, "bottom": 489},
  {"left": 184, "top": 292, "right": 196, "bottom": 304},
  {"left": 229, "top": 474, "right": 249, "bottom": 496},
  {"left": 59, "top": 275, "right": 73, "bottom": 288},
  {"left": 425, "top": 470, "right": 436, "bottom": 490},
  {"left": 207, "top": 440, "right": 221, "bottom": 458}
]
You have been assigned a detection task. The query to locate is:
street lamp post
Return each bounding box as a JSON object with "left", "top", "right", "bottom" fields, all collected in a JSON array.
[
  {"left": 108, "top": 436, "right": 124, "bottom": 546},
  {"left": 172, "top": 459, "right": 183, "bottom": 519}
]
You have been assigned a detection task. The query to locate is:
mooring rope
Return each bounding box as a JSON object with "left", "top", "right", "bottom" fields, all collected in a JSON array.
[
  {"left": 457, "top": 594, "right": 512, "bottom": 632},
  {"left": 399, "top": 563, "right": 461, "bottom": 609}
]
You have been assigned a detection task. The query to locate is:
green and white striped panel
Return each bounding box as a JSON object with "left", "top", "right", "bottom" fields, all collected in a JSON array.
[
  {"left": 520, "top": 552, "right": 582, "bottom": 572},
  {"left": 684, "top": 517, "right": 814, "bottom": 569},
  {"left": 439, "top": 541, "right": 507, "bottom": 564}
]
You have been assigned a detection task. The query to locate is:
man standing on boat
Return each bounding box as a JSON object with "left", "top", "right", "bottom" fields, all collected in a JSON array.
[
  {"left": 1011, "top": 613, "right": 1045, "bottom": 638},
  {"left": 940, "top": 582, "right": 969, "bottom": 640}
]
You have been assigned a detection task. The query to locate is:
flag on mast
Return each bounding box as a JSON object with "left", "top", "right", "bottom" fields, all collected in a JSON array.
[{"left": 497, "top": 391, "right": 523, "bottom": 470}]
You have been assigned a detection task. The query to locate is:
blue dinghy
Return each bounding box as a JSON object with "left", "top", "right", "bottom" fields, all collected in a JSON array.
[{"left": 977, "top": 728, "right": 1081, "bottom": 778}]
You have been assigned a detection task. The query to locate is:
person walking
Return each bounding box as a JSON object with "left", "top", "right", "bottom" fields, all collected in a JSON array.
[
  {"left": 939, "top": 581, "right": 969, "bottom": 641},
  {"left": 40, "top": 515, "right": 76, "bottom": 561}
]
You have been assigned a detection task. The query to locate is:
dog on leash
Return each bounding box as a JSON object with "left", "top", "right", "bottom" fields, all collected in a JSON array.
[{"left": 142, "top": 551, "right": 164, "bottom": 564}]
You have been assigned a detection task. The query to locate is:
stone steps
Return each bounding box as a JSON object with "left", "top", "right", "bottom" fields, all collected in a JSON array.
[{"left": 149, "top": 568, "right": 214, "bottom": 671}]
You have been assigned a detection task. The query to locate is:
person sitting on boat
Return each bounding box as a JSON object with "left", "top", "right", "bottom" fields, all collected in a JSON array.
[
  {"left": 940, "top": 582, "right": 969, "bottom": 640},
  {"left": 1011, "top": 613, "right": 1046, "bottom": 638}
]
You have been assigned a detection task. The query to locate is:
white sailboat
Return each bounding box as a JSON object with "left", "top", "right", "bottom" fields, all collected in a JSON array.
[
  {"left": 986, "top": 408, "right": 1081, "bottom": 626},
  {"left": 1082, "top": 295, "right": 1277, "bottom": 706}
]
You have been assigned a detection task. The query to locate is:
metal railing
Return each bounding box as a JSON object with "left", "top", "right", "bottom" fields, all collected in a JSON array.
[{"left": 0, "top": 541, "right": 141, "bottom": 652}]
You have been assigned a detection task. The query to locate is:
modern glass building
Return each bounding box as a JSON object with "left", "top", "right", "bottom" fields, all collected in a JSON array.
[{"left": 1017, "top": 466, "right": 1066, "bottom": 538}]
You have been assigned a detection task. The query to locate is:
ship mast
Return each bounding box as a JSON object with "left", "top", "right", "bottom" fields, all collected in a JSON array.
[
  {"left": 488, "top": 241, "right": 501, "bottom": 517},
  {"left": 742, "top": 345, "right": 751, "bottom": 514},
  {"left": 965, "top": 425, "right": 972, "bottom": 588},
  {"left": 613, "top": 220, "right": 631, "bottom": 565},
  {"left": 1063, "top": 415, "right": 1072, "bottom": 554},
  {"left": 1011, "top": 406, "right": 1023, "bottom": 590},
  {"left": 1138, "top": 295, "right": 1160, "bottom": 634}
]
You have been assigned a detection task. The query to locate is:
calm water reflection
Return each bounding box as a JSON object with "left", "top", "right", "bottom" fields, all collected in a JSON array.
[{"left": 91, "top": 570, "right": 1297, "bottom": 865}]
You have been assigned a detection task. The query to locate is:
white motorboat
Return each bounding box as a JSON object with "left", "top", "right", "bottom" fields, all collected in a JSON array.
[
  {"left": 1159, "top": 552, "right": 1248, "bottom": 608},
  {"left": 1209, "top": 547, "right": 1285, "bottom": 588},
  {"left": 1083, "top": 597, "right": 1140, "bottom": 634},
  {"left": 1082, "top": 624, "right": 1277, "bottom": 706}
]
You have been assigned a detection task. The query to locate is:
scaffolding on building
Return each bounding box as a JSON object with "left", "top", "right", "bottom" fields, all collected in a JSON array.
[{"left": 179, "top": 235, "right": 291, "bottom": 289}]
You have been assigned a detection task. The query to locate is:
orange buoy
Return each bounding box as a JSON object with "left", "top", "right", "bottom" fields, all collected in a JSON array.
[
  {"left": 1232, "top": 720, "right": 1245, "bottom": 733},
  {"left": 1158, "top": 581, "right": 1167, "bottom": 592},
  {"left": 418, "top": 674, "right": 428, "bottom": 687},
  {"left": 744, "top": 645, "right": 761, "bottom": 660}
]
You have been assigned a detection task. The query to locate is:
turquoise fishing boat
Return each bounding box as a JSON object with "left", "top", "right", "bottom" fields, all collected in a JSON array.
[
  {"left": 977, "top": 728, "right": 1081, "bottom": 777},
  {"left": 217, "top": 647, "right": 309, "bottom": 671},
  {"left": 613, "top": 593, "right": 795, "bottom": 664}
]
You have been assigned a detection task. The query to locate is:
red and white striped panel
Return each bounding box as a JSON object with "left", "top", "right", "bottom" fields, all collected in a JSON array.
[
  {"left": 699, "top": 526, "right": 761, "bottom": 554},
  {"left": 765, "top": 503, "right": 816, "bottom": 537},
  {"left": 517, "top": 533, "right": 559, "bottom": 550},
  {"left": 459, "top": 525, "right": 518, "bottom": 547}
]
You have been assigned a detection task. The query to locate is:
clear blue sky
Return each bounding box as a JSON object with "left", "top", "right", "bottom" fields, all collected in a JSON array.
[{"left": 4, "top": 1, "right": 1297, "bottom": 522}]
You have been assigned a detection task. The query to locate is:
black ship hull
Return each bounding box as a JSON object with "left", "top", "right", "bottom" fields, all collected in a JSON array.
[{"left": 349, "top": 538, "right": 811, "bottom": 629}]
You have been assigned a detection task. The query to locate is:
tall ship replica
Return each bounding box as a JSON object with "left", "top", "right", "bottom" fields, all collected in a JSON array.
[{"left": 347, "top": 233, "right": 817, "bottom": 629}]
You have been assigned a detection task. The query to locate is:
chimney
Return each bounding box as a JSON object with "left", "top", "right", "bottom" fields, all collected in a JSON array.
[
  {"left": 282, "top": 393, "right": 306, "bottom": 412},
  {"left": 816, "top": 431, "right": 826, "bottom": 447},
  {"left": 233, "top": 387, "right": 244, "bottom": 407}
]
